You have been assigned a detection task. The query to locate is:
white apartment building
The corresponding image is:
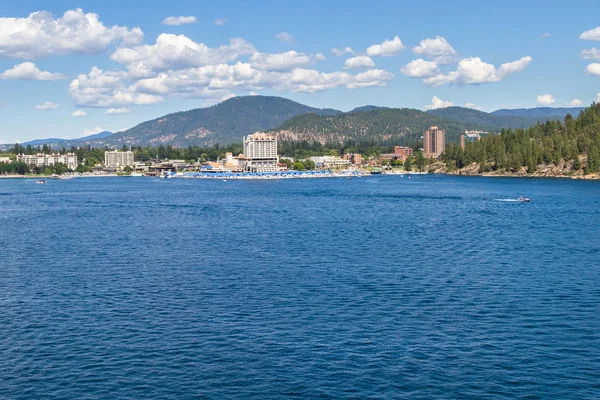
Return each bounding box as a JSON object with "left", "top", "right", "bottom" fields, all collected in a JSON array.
[
  {"left": 243, "top": 132, "right": 278, "bottom": 172},
  {"left": 310, "top": 156, "right": 350, "bottom": 169},
  {"left": 17, "top": 153, "right": 78, "bottom": 170},
  {"left": 105, "top": 150, "right": 135, "bottom": 168},
  {"left": 0, "top": 157, "right": 11, "bottom": 163}
]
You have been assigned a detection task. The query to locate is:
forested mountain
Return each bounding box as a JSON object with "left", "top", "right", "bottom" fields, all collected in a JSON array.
[
  {"left": 4, "top": 96, "right": 584, "bottom": 150},
  {"left": 427, "top": 107, "right": 542, "bottom": 129},
  {"left": 441, "top": 103, "right": 600, "bottom": 175},
  {"left": 270, "top": 108, "right": 495, "bottom": 146},
  {"left": 92, "top": 96, "right": 342, "bottom": 148},
  {"left": 491, "top": 107, "right": 584, "bottom": 119}
]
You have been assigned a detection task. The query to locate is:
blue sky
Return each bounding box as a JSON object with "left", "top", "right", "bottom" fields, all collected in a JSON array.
[{"left": 0, "top": 0, "right": 599, "bottom": 143}]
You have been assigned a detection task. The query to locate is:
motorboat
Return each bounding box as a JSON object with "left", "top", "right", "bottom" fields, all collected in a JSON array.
[
  {"left": 518, "top": 196, "right": 530, "bottom": 203},
  {"left": 36, "top": 180, "right": 46, "bottom": 184}
]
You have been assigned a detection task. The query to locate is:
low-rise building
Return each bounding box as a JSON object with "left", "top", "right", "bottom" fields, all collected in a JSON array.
[
  {"left": 0, "top": 157, "right": 11, "bottom": 164},
  {"left": 310, "top": 156, "right": 351, "bottom": 169},
  {"left": 200, "top": 162, "right": 227, "bottom": 173},
  {"left": 394, "top": 146, "right": 413, "bottom": 162},
  {"left": 17, "top": 153, "right": 78, "bottom": 170},
  {"left": 343, "top": 153, "right": 363, "bottom": 165},
  {"left": 460, "top": 131, "right": 484, "bottom": 150},
  {"left": 218, "top": 152, "right": 244, "bottom": 172}
]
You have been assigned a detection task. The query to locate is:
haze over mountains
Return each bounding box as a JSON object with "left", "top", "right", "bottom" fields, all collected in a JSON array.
[
  {"left": 18, "top": 130, "right": 114, "bottom": 147},
  {"left": 3, "top": 96, "right": 586, "bottom": 149}
]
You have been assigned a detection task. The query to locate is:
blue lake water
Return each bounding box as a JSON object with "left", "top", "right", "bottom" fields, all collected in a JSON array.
[{"left": 1, "top": 175, "right": 599, "bottom": 399}]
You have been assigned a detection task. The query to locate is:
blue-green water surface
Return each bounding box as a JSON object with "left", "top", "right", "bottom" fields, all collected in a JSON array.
[{"left": 1, "top": 175, "right": 599, "bottom": 399}]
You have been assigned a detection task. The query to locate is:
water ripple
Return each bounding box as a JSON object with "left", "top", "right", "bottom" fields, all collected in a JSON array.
[{"left": 0, "top": 176, "right": 599, "bottom": 399}]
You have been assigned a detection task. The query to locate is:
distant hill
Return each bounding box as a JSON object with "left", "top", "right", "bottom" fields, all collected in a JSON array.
[
  {"left": 269, "top": 108, "right": 499, "bottom": 145},
  {"left": 427, "top": 107, "right": 541, "bottom": 130},
  {"left": 22, "top": 137, "right": 68, "bottom": 146},
  {"left": 491, "top": 107, "right": 584, "bottom": 119},
  {"left": 1, "top": 131, "right": 115, "bottom": 150},
  {"left": 79, "top": 131, "right": 114, "bottom": 141},
  {"left": 349, "top": 105, "right": 389, "bottom": 113},
  {"left": 97, "top": 96, "right": 342, "bottom": 148}
]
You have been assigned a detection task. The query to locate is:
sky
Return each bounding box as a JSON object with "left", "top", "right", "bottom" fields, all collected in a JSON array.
[{"left": 0, "top": 0, "right": 600, "bottom": 143}]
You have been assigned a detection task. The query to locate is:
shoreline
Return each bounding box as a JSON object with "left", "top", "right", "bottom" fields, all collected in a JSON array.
[
  {"left": 444, "top": 172, "right": 600, "bottom": 180},
  {"left": 0, "top": 174, "right": 121, "bottom": 179},
  {"left": 1, "top": 171, "right": 599, "bottom": 181}
]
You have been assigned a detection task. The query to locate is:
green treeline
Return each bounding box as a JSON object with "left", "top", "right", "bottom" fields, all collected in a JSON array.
[{"left": 441, "top": 103, "right": 600, "bottom": 174}]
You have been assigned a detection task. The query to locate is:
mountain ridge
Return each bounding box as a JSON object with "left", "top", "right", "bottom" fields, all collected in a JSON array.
[
  {"left": 2, "top": 97, "right": 587, "bottom": 149},
  {"left": 491, "top": 107, "right": 584, "bottom": 118}
]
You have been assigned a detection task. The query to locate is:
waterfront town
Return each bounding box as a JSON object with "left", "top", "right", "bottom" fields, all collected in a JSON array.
[{"left": 0, "top": 126, "right": 488, "bottom": 178}]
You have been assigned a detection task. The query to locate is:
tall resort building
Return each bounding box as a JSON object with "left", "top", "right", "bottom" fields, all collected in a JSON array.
[
  {"left": 105, "top": 150, "right": 135, "bottom": 168},
  {"left": 423, "top": 126, "right": 445, "bottom": 158},
  {"left": 242, "top": 132, "right": 278, "bottom": 172}
]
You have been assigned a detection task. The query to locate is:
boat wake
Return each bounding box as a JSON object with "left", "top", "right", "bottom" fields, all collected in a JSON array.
[{"left": 493, "top": 199, "right": 520, "bottom": 202}]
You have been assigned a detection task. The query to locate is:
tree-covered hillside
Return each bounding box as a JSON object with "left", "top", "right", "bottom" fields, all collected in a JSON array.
[
  {"left": 270, "top": 108, "right": 495, "bottom": 146},
  {"left": 441, "top": 103, "right": 600, "bottom": 175},
  {"left": 92, "top": 96, "right": 342, "bottom": 148}
]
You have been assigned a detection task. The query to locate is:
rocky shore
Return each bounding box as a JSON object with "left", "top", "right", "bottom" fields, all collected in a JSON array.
[{"left": 428, "top": 160, "right": 600, "bottom": 180}]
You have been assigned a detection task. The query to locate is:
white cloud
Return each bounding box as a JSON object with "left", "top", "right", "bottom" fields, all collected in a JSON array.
[
  {"left": 162, "top": 16, "right": 197, "bottom": 25},
  {"left": 249, "top": 91, "right": 258, "bottom": 96},
  {"left": 597, "top": 93, "right": 600, "bottom": 103},
  {"left": 83, "top": 127, "right": 104, "bottom": 136},
  {"left": 332, "top": 47, "right": 354, "bottom": 56},
  {"left": 105, "top": 107, "right": 130, "bottom": 115},
  {"left": 343, "top": 56, "right": 375, "bottom": 70},
  {"left": 581, "top": 48, "right": 600, "bottom": 60},
  {"left": 412, "top": 36, "right": 458, "bottom": 64},
  {"left": 464, "top": 102, "right": 484, "bottom": 110},
  {"left": 0, "top": 62, "right": 65, "bottom": 80},
  {"left": 69, "top": 66, "right": 163, "bottom": 107},
  {"left": 584, "top": 63, "right": 600, "bottom": 76},
  {"left": 425, "top": 96, "right": 453, "bottom": 110},
  {"left": 250, "top": 51, "right": 325, "bottom": 71},
  {"left": 72, "top": 110, "right": 87, "bottom": 117},
  {"left": 568, "top": 99, "right": 584, "bottom": 106},
  {"left": 423, "top": 56, "right": 532, "bottom": 87},
  {"left": 541, "top": 32, "right": 551, "bottom": 38},
  {"left": 35, "top": 101, "right": 59, "bottom": 110},
  {"left": 130, "top": 64, "right": 394, "bottom": 97},
  {"left": 214, "top": 18, "right": 227, "bottom": 26},
  {"left": 580, "top": 27, "right": 600, "bottom": 41},
  {"left": 366, "top": 36, "right": 404, "bottom": 57},
  {"left": 497, "top": 57, "right": 533, "bottom": 76},
  {"left": 537, "top": 94, "right": 555, "bottom": 106},
  {"left": 69, "top": 33, "right": 396, "bottom": 107},
  {"left": 400, "top": 58, "right": 439, "bottom": 78},
  {"left": 0, "top": 9, "right": 143, "bottom": 59},
  {"left": 276, "top": 32, "right": 293, "bottom": 43},
  {"left": 110, "top": 34, "right": 255, "bottom": 76}
]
